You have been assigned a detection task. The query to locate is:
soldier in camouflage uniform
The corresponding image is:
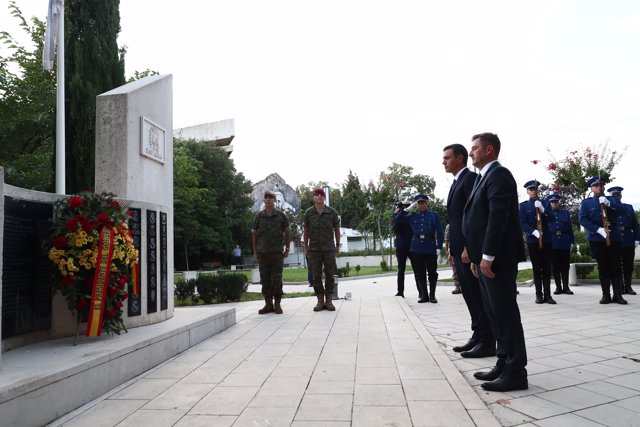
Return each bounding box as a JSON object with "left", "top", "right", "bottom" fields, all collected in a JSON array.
[
  {"left": 303, "top": 188, "right": 341, "bottom": 311},
  {"left": 252, "top": 190, "right": 291, "bottom": 314}
]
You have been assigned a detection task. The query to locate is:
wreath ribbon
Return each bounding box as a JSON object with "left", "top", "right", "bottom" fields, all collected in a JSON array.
[{"left": 85, "top": 226, "right": 115, "bottom": 337}]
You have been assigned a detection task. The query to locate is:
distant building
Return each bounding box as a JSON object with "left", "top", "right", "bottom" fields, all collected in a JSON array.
[{"left": 174, "top": 119, "right": 235, "bottom": 156}]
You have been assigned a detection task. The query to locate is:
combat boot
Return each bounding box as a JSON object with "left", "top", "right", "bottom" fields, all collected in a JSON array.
[
  {"left": 543, "top": 279, "right": 556, "bottom": 304},
  {"left": 325, "top": 293, "right": 335, "bottom": 311},
  {"left": 612, "top": 278, "right": 628, "bottom": 305},
  {"left": 313, "top": 294, "right": 325, "bottom": 311},
  {"left": 599, "top": 280, "right": 612, "bottom": 304},
  {"left": 534, "top": 281, "right": 544, "bottom": 304},
  {"left": 429, "top": 282, "right": 438, "bottom": 303},
  {"left": 553, "top": 272, "right": 563, "bottom": 294},
  {"left": 258, "top": 297, "right": 275, "bottom": 314},
  {"left": 274, "top": 296, "right": 283, "bottom": 314},
  {"left": 624, "top": 282, "right": 637, "bottom": 295}
]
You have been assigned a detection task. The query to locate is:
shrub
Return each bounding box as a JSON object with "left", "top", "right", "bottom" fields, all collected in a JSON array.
[
  {"left": 355, "top": 265, "right": 361, "bottom": 275},
  {"left": 175, "top": 277, "right": 196, "bottom": 305},
  {"left": 195, "top": 274, "right": 218, "bottom": 304},
  {"left": 380, "top": 259, "right": 389, "bottom": 271},
  {"left": 215, "top": 273, "right": 248, "bottom": 302}
]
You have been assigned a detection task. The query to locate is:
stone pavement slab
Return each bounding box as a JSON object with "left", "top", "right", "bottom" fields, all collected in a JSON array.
[{"left": 48, "top": 270, "right": 640, "bottom": 426}]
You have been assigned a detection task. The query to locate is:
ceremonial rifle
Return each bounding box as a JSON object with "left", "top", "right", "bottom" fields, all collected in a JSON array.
[
  {"left": 536, "top": 205, "right": 543, "bottom": 249},
  {"left": 600, "top": 201, "right": 611, "bottom": 247}
]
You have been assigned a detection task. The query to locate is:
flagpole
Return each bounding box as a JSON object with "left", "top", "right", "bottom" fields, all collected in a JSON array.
[{"left": 55, "top": 2, "right": 65, "bottom": 195}]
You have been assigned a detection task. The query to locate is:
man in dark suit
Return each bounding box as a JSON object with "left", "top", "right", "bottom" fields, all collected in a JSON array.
[
  {"left": 462, "top": 132, "right": 528, "bottom": 392},
  {"left": 443, "top": 144, "right": 495, "bottom": 358}
]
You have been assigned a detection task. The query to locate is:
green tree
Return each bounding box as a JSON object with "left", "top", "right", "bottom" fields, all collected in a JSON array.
[
  {"left": 542, "top": 142, "right": 626, "bottom": 221},
  {"left": 65, "top": 0, "right": 126, "bottom": 193},
  {"left": 173, "top": 139, "right": 254, "bottom": 270},
  {"left": 0, "top": 1, "right": 55, "bottom": 190},
  {"left": 339, "top": 171, "right": 368, "bottom": 229}
]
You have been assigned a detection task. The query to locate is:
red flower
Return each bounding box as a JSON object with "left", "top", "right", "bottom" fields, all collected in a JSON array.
[
  {"left": 65, "top": 214, "right": 92, "bottom": 232},
  {"left": 76, "top": 298, "right": 88, "bottom": 310},
  {"left": 62, "top": 275, "right": 76, "bottom": 286},
  {"left": 53, "top": 236, "right": 67, "bottom": 249},
  {"left": 127, "top": 210, "right": 134, "bottom": 217},
  {"left": 111, "top": 201, "right": 120, "bottom": 208},
  {"left": 117, "top": 277, "right": 128, "bottom": 289},
  {"left": 97, "top": 213, "right": 109, "bottom": 222},
  {"left": 121, "top": 291, "right": 129, "bottom": 300},
  {"left": 107, "top": 286, "right": 118, "bottom": 296},
  {"left": 104, "top": 308, "right": 116, "bottom": 318},
  {"left": 114, "top": 300, "right": 123, "bottom": 309},
  {"left": 547, "top": 163, "right": 557, "bottom": 171},
  {"left": 68, "top": 196, "right": 83, "bottom": 208}
]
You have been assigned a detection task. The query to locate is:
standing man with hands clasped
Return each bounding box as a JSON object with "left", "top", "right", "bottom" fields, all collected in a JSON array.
[
  {"left": 252, "top": 190, "right": 292, "bottom": 315},
  {"left": 462, "top": 132, "right": 529, "bottom": 392},
  {"left": 443, "top": 143, "right": 496, "bottom": 358},
  {"left": 304, "top": 188, "right": 341, "bottom": 312}
]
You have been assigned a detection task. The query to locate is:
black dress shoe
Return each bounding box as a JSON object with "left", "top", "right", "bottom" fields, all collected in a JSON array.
[
  {"left": 453, "top": 338, "right": 478, "bottom": 353},
  {"left": 395, "top": 292, "right": 404, "bottom": 297},
  {"left": 544, "top": 296, "right": 556, "bottom": 304},
  {"left": 563, "top": 288, "right": 574, "bottom": 295},
  {"left": 553, "top": 288, "right": 562, "bottom": 295},
  {"left": 474, "top": 365, "right": 503, "bottom": 381},
  {"left": 429, "top": 296, "right": 438, "bottom": 303},
  {"left": 481, "top": 375, "right": 528, "bottom": 392},
  {"left": 535, "top": 296, "right": 544, "bottom": 304},
  {"left": 461, "top": 342, "right": 496, "bottom": 358},
  {"left": 418, "top": 298, "right": 429, "bottom": 303}
]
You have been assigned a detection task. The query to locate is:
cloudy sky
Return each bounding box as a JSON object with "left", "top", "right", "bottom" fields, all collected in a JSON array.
[{"left": 3, "top": 0, "right": 640, "bottom": 204}]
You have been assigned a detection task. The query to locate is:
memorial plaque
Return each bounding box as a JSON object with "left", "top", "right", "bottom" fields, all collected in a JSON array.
[
  {"left": 2, "top": 196, "right": 53, "bottom": 338},
  {"left": 160, "top": 211, "right": 168, "bottom": 310},
  {"left": 127, "top": 208, "right": 142, "bottom": 316},
  {"left": 147, "top": 210, "right": 158, "bottom": 313}
]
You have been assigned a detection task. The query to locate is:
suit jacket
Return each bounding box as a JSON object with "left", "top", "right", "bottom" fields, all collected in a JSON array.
[
  {"left": 446, "top": 168, "right": 477, "bottom": 256},
  {"left": 462, "top": 162, "right": 526, "bottom": 265}
]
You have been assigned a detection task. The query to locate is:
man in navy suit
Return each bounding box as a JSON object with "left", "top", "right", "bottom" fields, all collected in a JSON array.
[
  {"left": 462, "top": 132, "right": 528, "bottom": 392},
  {"left": 443, "top": 144, "right": 495, "bottom": 358}
]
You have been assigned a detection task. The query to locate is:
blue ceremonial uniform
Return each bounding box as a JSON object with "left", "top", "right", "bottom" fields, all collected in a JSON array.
[
  {"left": 519, "top": 199, "right": 553, "bottom": 245},
  {"left": 579, "top": 195, "right": 622, "bottom": 243},
  {"left": 519, "top": 197, "right": 554, "bottom": 302},
  {"left": 548, "top": 202, "right": 575, "bottom": 294},
  {"left": 548, "top": 208, "right": 574, "bottom": 250},
  {"left": 579, "top": 185, "right": 626, "bottom": 303},
  {"left": 394, "top": 198, "right": 444, "bottom": 302},
  {"left": 617, "top": 203, "right": 640, "bottom": 248}
]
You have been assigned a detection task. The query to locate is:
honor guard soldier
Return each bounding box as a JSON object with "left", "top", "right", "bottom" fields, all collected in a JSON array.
[
  {"left": 519, "top": 180, "right": 556, "bottom": 304},
  {"left": 392, "top": 199, "right": 416, "bottom": 298},
  {"left": 394, "top": 194, "right": 444, "bottom": 303},
  {"left": 547, "top": 193, "right": 575, "bottom": 295},
  {"left": 607, "top": 186, "right": 639, "bottom": 295},
  {"left": 579, "top": 176, "right": 626, "bottom": 304}
]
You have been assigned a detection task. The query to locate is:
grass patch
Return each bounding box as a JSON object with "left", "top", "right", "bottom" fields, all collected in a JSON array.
[
  {"left": 175, "top": 291, "right": 316, "bottom": 306},
  {"left": 439, "top": 268, "right": 533, "bottom": 283}
]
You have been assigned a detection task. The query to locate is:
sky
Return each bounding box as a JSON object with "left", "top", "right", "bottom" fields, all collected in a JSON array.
[{"left": 3, "top": 0, "right": 640, "bottom": 204}]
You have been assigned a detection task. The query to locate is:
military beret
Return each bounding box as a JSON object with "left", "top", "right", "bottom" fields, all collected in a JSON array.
[
  {"left": 607, "top": 186, "right": 623, "bottom": 194},
  {"left": 524, "top": 180, "right": 541, "bottom": 189},
  {"left": 414, "top": 194, "right": 429, "bottom": 202},
  {"left": 312, "top": 188, "right": 326, "bottom": 197},
  {"left": 587, "top": 176, "right": 607, "bottom": 187}
]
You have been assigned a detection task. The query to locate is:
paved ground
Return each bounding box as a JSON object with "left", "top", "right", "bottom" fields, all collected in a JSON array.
[{"left": 50, "top": 270, "right": 640, "bottom": 427}]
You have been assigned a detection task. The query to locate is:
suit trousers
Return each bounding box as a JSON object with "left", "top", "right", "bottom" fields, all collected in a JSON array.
[
  {"left": 395, "top": 248, "right": 412, "bottom": 293},
  {"left": 309, "top": 250, "right": 337, "bottom": 295},
  {"left": 453, "top": 254, "right": 494, "bottom": 345},
  {"left": 551, "top": 249, "right": 570, "bottom": 287},
  {"left": 477, "top": 260, "right": 527, "bottom": 379}
]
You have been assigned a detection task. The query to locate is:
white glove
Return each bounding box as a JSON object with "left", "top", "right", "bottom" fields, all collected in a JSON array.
[
  {"left": 599, "top": 196, "right": 610, "bottom": 206},
  {"left": 635, "top": 241, "right": 639, "bottom": 247},
  {"left": 532, "top": 230, "right": 540, "bottom": 238},
  {"left": 534, "top": 200, "right": 544, "bottom": 213},
  {"left": 570, "top": 244, "right": 574, "bottom": 252},
  {"left": 407, "top": 201, "right": 417, "bottom": 211},
  {"left": 596, "top": 227, "right": 607, "bottom": 238}
]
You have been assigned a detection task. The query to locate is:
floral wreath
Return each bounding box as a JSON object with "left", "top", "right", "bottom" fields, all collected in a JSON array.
[{"left": 48, "top": 192, "right": 139, "bottom": 340}]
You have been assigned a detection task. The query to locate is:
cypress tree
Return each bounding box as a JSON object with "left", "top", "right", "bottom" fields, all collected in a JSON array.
[{"left": 64, "top": 0, "right": 125, "bottom": 193}]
